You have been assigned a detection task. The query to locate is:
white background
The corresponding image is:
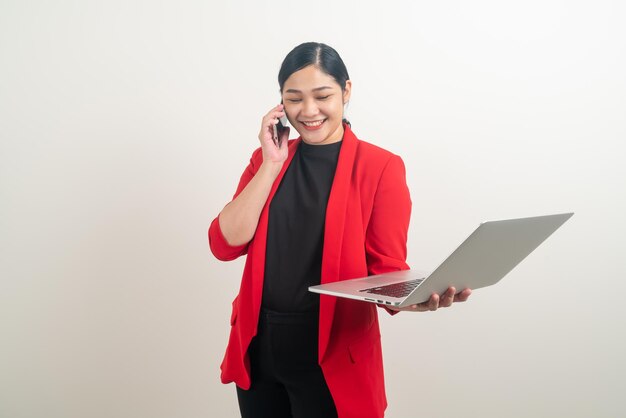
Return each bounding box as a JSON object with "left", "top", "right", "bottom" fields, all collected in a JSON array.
[{"left": 1, "top": 1, "right": 624, "bottom": 417}]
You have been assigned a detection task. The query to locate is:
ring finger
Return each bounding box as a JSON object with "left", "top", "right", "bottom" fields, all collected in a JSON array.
[{"left": 440, "top": 288, "right": 455, "bottom": 308}]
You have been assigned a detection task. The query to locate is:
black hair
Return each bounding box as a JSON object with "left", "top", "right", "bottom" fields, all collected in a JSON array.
[{"left": 278, "top": 42, "right": 351, "bottom": 127}]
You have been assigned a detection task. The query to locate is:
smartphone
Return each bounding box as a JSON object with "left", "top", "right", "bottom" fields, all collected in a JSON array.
[{"left": 272, "top": 104, "right": 289, "bottom": 147}]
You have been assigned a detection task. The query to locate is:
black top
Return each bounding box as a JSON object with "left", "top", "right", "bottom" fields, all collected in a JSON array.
[{"left": 262, "top": 139, "right": 343, "bottom": 313}]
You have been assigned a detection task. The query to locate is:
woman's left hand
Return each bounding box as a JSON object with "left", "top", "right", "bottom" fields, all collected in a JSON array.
[{"left": 387, "top": 287, "right": 472, "bottom": 312}]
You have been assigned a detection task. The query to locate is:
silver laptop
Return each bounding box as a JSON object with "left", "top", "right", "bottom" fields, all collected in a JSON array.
[{"left": 309, "top": 213, "right": 573, "bottom": 308}]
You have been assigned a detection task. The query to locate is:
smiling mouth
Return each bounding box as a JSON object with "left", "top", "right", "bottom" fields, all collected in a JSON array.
[{"left": 301, "top": 119, "right": 327, "bottom": 127}]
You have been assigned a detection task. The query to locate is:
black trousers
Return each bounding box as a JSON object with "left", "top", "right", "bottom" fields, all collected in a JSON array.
[{"left": 236, "top": 308, "right": 338, "bottom": 418}]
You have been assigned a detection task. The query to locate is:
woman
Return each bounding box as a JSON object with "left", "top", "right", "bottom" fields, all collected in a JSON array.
[{"left": 208, "top": 42, "right": 471, "bottom": 418}]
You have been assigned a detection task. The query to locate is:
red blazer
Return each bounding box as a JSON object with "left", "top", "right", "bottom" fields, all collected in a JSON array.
[{"left": 208, "top": 122, "right": 412, "bottom": 418}]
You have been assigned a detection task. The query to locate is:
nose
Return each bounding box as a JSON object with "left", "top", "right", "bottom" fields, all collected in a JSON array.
[{"left": 301, "top": 98, "right": 319, "bottom": 118}]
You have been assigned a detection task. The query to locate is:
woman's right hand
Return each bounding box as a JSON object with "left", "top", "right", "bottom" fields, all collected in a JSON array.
[{"left": 258, "top": 104, "right": 289, "bottom": 165}]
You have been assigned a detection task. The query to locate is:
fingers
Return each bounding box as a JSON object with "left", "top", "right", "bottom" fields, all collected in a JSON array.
[
  {"left": 410, "top": 293, "right": 439, "bottom": 312},
  {"left": 266, "top": 103, "right": 284, "bottom": 116},
  {"left": 408, "top": 287, "right": 461, "bottom": 312},
  {"left": 439, "top": 287, "right": 455, "bottom": 308},
  {"left": 264, "top": 104, "right": 285, "bottom": 125},
  {"left": 259, "top": 104, "right": 288, "bottom": 146},
  {"left": 261, "top": 105, "right": 285, "bottom": 127},
  {"left": 394, "top": 287, "right": 472, "bottom": 313},
  {"left": 454, "top": 288, "right": 472, "bottom": 302},
  {"left": 427, "top": 293, "right": 440, "bottom": 311}
]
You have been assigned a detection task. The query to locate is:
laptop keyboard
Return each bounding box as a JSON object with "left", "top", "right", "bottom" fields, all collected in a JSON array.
[{"left": 359, "top": 278, "right": 424, "bottom": 298}]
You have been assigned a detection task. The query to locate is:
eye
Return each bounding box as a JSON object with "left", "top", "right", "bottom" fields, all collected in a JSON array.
[
  {"left": 287, "top": 99, "right": 301, "bottom": 103},
  {"left": 317, "top": 95, "right": 331, "bottom": 100}
]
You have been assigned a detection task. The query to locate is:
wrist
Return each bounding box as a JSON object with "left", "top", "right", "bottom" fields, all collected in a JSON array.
[{"left": 259, "top": 160, "right": 283, "bottom": 178}]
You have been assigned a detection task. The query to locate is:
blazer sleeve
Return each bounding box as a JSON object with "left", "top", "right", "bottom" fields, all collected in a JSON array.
[
  {"left": 365, "top": 154, "right": 412, "bottom": 314},
  {"left": 208, "top": 147, "right": 261, "bottom": 261}
]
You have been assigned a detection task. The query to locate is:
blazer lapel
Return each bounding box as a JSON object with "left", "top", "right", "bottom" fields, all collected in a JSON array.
[{"left": 319, "top": 122, "right": 358, "bottom": 362}]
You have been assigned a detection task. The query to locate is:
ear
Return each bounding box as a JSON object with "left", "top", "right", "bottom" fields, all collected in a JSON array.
[{"left": 343, "top": 80, "right": 352, "bottom": 103}]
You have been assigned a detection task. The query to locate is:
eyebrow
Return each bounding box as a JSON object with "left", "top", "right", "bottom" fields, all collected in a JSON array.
[{"left": 284, "top": 86, "right": 334, "bottom": 94}]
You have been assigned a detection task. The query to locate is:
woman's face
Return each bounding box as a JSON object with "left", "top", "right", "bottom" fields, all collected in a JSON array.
[{"left": 281, "top": 65, "right": 351, "bottom": 145}]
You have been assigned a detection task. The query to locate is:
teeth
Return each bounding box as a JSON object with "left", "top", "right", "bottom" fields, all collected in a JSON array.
[{"left": 302, "top": 119, "right": 325, "bottom": 127}]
